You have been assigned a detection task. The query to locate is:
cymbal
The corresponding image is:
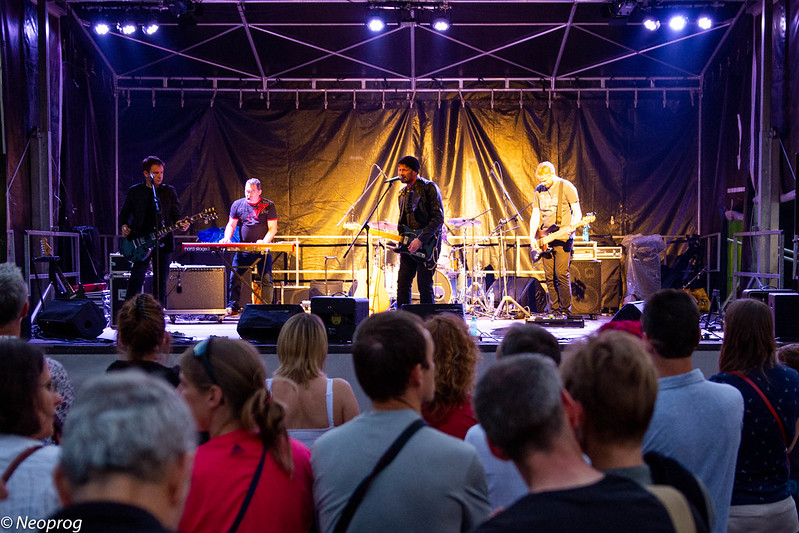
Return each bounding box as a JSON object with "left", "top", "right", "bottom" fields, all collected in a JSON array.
[
  {"left": 370, "top": 220, "right": 397, "bottom": 232},
  {"left": 447, "top": 217, "right": 482, "bottom": 228},
  {"left": 342, "top": 222, "right": 361, "bottom": 231}
]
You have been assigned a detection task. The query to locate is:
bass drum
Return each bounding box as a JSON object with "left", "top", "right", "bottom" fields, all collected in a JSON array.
[{"left": 412, "top": 269, "right": 452, "bottom": 304}]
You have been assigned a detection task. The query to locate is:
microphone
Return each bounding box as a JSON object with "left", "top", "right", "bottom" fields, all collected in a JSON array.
[{"left": 385, "top": 176, "right": 401, "bottom": 183}]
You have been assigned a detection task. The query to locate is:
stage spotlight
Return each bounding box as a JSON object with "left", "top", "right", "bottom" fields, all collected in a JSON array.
[
  {"left": 142, "top": 22, "right": 159, "bottom": 35},
  {"left": 610, "top": 0, "right": 637, "bottom": 17},
  {"left": 93, "top": 22, "right": 111, "bottom": 35},
  {"left": 431, "top": 12, "right": 451, "bottom": 32},
  {"left": 643, "top": 17, "right": 660, "bottom": 31},
  {"left": 697, "top": 16, "right": 712, "bottom": 30},
  {"left": 668, "top": 14, "right": 687, "bottom": 31},
  {"left": 366, "top": 13, "right": 386, "bottom": 32},
  {"left": 118, "top": 20, "right": 137, "bottom": 35}
]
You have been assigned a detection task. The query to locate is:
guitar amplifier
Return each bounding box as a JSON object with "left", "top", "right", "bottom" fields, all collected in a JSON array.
[{"left": 166, "top": 266, "right": 226, "bottom": 314}]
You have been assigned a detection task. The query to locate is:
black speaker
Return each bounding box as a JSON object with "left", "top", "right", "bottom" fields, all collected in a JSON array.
[
  {"left": 488, "top": 277, "right": 547, "bottom": 313},
  {"left": 36, "top": 299, "right": 106, "bottom": 339},
  {"left": 311, "top": 296, "right": 369, "bottom": 344},
  {"left": 109, "top": 274, "right": 152, "bottom": 326},
  {"left": 570, "top": 261, "right": 602, "bottom": 315},
  {"left": 600, "top": 259, "right": 623, "bottom": 312},
  {"left": 612, "top": 301, "right": 645, "bottom": 322},
  {"left": 236, "top": 304, "right": 304, "bottom": 343},
  {"left": 401, "top": 303, "right": 465, "bottom": 320},
  {"left": 768, "top": 292, "right": 799, "bottom": 341}
]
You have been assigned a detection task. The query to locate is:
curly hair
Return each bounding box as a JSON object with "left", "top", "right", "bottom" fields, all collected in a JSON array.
[{"left": 423, "top": 313, "right": 480, "bottom": 424}]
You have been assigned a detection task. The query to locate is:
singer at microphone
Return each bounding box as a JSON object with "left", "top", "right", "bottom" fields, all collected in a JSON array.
[{"left": 385, "top": 175, "right": 402, "bottom": 183}]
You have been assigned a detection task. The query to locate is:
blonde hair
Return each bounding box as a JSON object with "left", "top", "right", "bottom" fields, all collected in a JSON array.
[
  {"left": 275, "top": 313, "right": 328, "bottom": 386},
  {"left": 180, "top": 338, "right": 293, "bottom": 472}
]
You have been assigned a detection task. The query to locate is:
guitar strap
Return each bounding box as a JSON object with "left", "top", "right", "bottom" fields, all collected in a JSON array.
[{"left": 555, "top": 180, "right": 564, "bottom": 227}]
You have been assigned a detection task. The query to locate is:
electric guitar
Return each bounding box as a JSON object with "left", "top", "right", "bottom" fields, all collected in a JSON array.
[
  {"left": 120, "top": 207, "right": 218, "bottom": 262},
  {"left": 530, "top": 213, "right": 596, "bottom": 263},
  {"left": 370, "top": 225, "right": 440, "bottom": 267}
]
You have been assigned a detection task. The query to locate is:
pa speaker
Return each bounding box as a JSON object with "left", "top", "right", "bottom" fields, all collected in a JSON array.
[
  {"left": 612, "top": 301, "right": 645, "bottom": 322},
  {"left": 401, "top": 303, "right": 465, "bottom": 320},
  {"left": 570, "top": 261, "right": 602, "bottom": 315},
  {"left": 768, "top": 292, "right": 799, "bottom": 341},
  {"left": 36, "top": 299, "right": 106, "bottom": 339},
  {"left": 311, "top": 296, "right": 368, "bottom": 344},
  {"left": 237, "top": 304, "right": 304, "bottom": 343}
]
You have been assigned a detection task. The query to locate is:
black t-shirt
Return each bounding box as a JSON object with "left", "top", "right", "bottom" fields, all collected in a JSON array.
[
  {"left": 229, "top": 197, "right": 277, "bottom": 243},
  {"left": 475, "top": 474, "right": 689, "bottom": 533}
]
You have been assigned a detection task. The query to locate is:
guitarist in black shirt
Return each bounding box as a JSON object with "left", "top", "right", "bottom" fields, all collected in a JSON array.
[
  {"left": 529, "top": 161, "right": 582, "bottom": 316},
  {"left": 395, "top": 155, "right": 445, "bottom": 307},
  {"left": 119, "top": 156, "right": 188, "bottom": 308}
]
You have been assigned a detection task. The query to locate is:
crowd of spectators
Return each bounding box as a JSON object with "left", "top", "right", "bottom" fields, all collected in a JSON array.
[{"left": 4, "top": 257, "right": 799, "bottom": 532}]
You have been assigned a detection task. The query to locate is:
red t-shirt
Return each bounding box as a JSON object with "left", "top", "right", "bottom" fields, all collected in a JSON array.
[
  {"left": 423, "top": 401, "right": 478, "bottom": 440},
  {"left": 178, "top": 429, "right": 313, "bottom": 533}
]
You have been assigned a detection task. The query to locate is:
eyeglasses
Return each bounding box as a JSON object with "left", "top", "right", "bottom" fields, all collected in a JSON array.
[{"left": 192, "top": 337, "right": 219, "bottom": 386}]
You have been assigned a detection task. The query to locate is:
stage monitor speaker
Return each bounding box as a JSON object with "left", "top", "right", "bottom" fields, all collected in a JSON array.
[
  {"left": 612, "top": 301, "right": 645, "bottom": 322},
  {"left": 570, "top": 261, "right": 602, "bottom": 315},
  {"left": 401, "top": 303, "right": 465, "bottom": 320},
  {"left": 768, "top": 292, "right": 799, "bottom": 341},
  {"left": 236, "top": 304, "right": 304, "bottom": 343},
  {"left": 488, "top": 277, "right": 547, "bottom": 313},
  {"left": 36, "top": 299, "right": 106, "bottom": 339},
  {"left": 311, "top": 296, "right": 368, "bottom": 344},
  {"left": 167, "top": 266, "right": 225, "bottom": 312},
  {"left": 109, "top": 274, "right": 152, "bottom": 326}
]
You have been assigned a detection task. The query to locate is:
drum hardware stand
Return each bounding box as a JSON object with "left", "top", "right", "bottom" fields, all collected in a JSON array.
[
  {"left": 323, "top": 256, "right": 338, "bottom": 295},
  {"left": 450, "top": 209, "right": 491, "bottom": 315},
  {"left": 490, "top": 218, "right": 530, "bottom": 319}
]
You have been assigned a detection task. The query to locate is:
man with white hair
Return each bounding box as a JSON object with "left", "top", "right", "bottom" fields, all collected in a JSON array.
[{"left": 49, "top": 372, "right": 197, "bottom": 533}]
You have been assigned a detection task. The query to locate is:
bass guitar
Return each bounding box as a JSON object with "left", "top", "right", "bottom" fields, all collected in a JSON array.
[
  {"left": 370, "top": 225, "right": 440, "bottom": 267},
  {"left": 530, "top": 213, "right": 596, "bottom": 263},
  {"left": 120, "top": 207, "right": 218, "bottom": 262}
]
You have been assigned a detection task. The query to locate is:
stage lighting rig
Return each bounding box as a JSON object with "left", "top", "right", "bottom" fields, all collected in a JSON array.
[{"left": 365, "top": 2, "right": 452, "bottom": 31}]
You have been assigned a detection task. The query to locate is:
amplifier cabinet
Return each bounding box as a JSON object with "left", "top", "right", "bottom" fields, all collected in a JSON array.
[{"left": 166, "top": 266, "right": 226, "bottom": 314}]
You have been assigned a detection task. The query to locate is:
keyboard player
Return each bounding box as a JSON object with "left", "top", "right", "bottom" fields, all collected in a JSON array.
[{"left": 220, "top": 178, "right": 278, "bottom": 314}]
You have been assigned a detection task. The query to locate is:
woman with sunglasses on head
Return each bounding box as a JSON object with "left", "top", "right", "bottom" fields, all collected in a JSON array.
[
  {"left": 268, "top": 312, "right": 359, "bottom": 449},
  {"left": 710, "top": 298, "right": 799, "bottom": 533},
  {"left": 108, "top": 293, "right": 179, "bottom": 387},
  {"left": 177, "top": 337, "right": 313, "bottom": 533}
]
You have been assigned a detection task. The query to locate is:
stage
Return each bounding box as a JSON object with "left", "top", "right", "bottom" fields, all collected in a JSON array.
[{"left": 31, "top": 312, "right": 725, "bottom": 413}]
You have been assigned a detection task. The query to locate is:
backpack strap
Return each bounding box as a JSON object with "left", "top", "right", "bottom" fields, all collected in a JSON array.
[
  {"left": 2, "top": 446, "right": 44, "bottom": 483},
  {"left": 644, "top": 484, "right": 697, "bottom": 533}
]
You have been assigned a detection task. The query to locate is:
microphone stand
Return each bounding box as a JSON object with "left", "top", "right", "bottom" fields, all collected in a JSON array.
[
  {"left": 342, "top": 180, "right": 396, "bottom": 311},
  {"left": 489, "top": 163, "right": 523, "bottom": 300},
  {"left": 335, "top": 164, "right": 387, "bottom": 227},
  {"left": 149, "top": 174, "right": 164, "bottom": 303}
]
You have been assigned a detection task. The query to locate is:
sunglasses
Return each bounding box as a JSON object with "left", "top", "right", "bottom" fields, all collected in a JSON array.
[{"left": 192, "top": 337, "right": 219, "bottom": 386}]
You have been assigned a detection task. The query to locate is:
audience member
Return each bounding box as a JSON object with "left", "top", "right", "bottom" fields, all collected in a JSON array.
[
  {"left": 50, "top": 371, "right": 197, "bottom": 533},
  {"left": 473, "top": 353, "right": 686, "bottom": 532},
  {"left": 597, "top": 318, "right": 643, "bottom": 338},
  {"left": 562, "top": 330, "right": 712, "bottom": 531},
  {"left": 709, "top": 298, "right": 799, "bottom": 532},
  {"left": 0, "top": 338, "right": 62, "bottom": 521},
  {"left": 495, "top": 322, "right": 561, "bottom": 362},
  {"left": 465, "top": 323, "right": 559, "bottom": 511},
  {"left": 268, "top": 313, "right": 359, "bottom": 449},
  {"left": 108, "top": 293, "right": 179, "bottom": 387},
  {"left": 641, "top": 289, "right": 743, "bottom": 533},
  {"left": 312, "top": 311, "right": 489, "bottom": 533},
  {"left": 421, "top": 313, "right": 480, "bottom": 439},
  {"left": 0, "top": 262, "right": 74, "bottom": 442},
  {"left": 777, "top": 343, "right": 799, "bottom": 508},
  {"left": 178, "top": 337, "right": 313, "bottom": 533}
]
